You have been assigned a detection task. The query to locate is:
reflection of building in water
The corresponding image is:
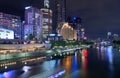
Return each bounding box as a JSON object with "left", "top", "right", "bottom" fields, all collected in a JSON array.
[
  {"left": 81, "top": 49, "right": 88, "bottom": 78},
  {"left": 106, "top": 46, "right": 113, "bottom": 64},
  {"left": 73, "top": 52, "right": 78, "bottom": 71},
  {"left": 106, "top": 46, "right": 114, "bottom": 78},
  {"left": 97, "top": 46, "right": 107, "bottom": 60},
  {"left": 0, "top": 70, "right": 16, "bottom": 78},
  {"left": 42, "top": 60, "right": 56, "bottom": 71},
  {"left": 63, "top": 56, "right": 72, "bottom": 73},
  {"left": 57, "top": 22, "right": 77, "bottom": 40},
  {"left": 48, "top": 70, "right": 66, "bottom": 78},
  {"left": 96, "top": 47, "right": 101, "bottom": 59}
]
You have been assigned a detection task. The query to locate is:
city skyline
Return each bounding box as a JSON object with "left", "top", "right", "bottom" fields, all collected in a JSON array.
[
  {"left": 67, "top": 0, "right": 120, "bottom": 39},
  {"left": 0, "top": 0, "right": 120, "bottom": 39}
]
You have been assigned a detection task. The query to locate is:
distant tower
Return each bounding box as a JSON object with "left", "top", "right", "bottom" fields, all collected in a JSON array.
[
  {"left": 107, "top": 32, "right": 112, "bottom": 40},
  {"left": 50, "top": 0, "right": 66, "bottom": 33},
  {"left": 57, "top": 0, "right": 66, "bottom": 23},
  {"left": 44, "top": 0, "right": 50, "bottom": 8},
  {"left": 81, "top": 28, "right": 85, "bottom": 39}
]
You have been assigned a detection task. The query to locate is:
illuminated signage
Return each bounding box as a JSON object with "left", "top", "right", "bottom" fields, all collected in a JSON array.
[{"left": 0, "top": 27, "right": 14, "bottom": 39}]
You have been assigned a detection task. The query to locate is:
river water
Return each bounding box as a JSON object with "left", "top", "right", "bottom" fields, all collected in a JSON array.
[{"left": 0, "top": 46, "right": 120, "bottom": 78}]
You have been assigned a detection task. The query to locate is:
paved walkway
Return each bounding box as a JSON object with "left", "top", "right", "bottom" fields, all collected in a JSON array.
[{"left": 0, "top": 44, "right": 44, "bottom": 50}]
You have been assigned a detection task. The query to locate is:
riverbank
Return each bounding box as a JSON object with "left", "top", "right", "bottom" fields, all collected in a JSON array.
[
  {"left": 0, "top": 43, "right": 90, "bottom": 72},
  {"left": 0, "top": 44, "right": 46, "bottom": 54}
]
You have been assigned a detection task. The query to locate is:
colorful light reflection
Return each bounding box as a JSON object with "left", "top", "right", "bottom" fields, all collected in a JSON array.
[
  {"left": 106, "top": 46, "right": 113, "bottom": 64},
  {"left": 0, "top": 70, "right": 16, "bottom": 78},
  {"left": 83, "top": 49, "right": 88, "bottom": 58},
  {"left": 48, "top": 70, "right": 66, "bottom": 78},
  {"left": 73, "top": 52, "right": 78, "bottom": 71},
  {"left": 81, "top": 49, "right": 88, "bottom": 78}
]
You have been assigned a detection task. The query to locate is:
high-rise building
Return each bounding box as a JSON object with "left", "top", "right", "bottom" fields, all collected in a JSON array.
[
  {"left": 44, "top": 0, "right": 50, "bottom": 8},
  {"left": 0, "top": 12, "right": 22, "bottom": 39},
  {"left": 58, "top": 0, "right": 66, "bottom": 22},
  {"left": 41, "top": 0, "right": 52, "bottom": 39},
  {"left": 24, "top": 6, "right": 43, "bottom": 41},
  {"left": 107, "top": 32, "right": 112, "bottom": 40},
  {"left": 81, "top": 28, "right": 85, "bottom": 40},
  {"left": 50, "top": 0, "right": 66, "bottom": 33}
]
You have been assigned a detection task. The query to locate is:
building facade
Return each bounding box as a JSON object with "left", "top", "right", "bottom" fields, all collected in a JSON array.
[
  {"left": 24, "top": 6, "right": 43, "bottom": 41},
  {"left": 41, "top": 8, "right": 52, "bottom": 39},
  {"left": 50, "top": 0, "right": 66, "bottom": 33},
  {"left": 57, "top": 22, "right": 77, "bottom": 40},
  {"left": 56, "top": 0, "right": 66, "bottom": 23},
  {"left": 41, "top": 0, "right": 52, "bottom": 39},
  {"left": 0, "top": 12, "right": 22, "bottom": 39}
]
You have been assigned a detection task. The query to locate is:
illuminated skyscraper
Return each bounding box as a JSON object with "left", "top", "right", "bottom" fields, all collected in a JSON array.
[
  {"left": 57, "top": 0, "right": 66, "bottom": 23},
  {"left": 24, "top": 6, "right": 43, "bottom": 41},
  {"left": 44, "top": 0, "right": 50, "bottom": 8},
  {"left": 41, "top": 0, "right": 52, "bottom": 39},
  {"left": 0, "top": 12, "right": 22, "bottom": 39},
  {"left": 107, "top": 32, "right": 112, "bottom": 40},
  {"left": 50, "top": 0, "right": 66, "bottom": 32}
]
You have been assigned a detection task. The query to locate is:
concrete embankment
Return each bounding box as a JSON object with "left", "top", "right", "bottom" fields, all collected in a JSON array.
[
  {"left": 0, "top": 44, "right": 45, "bottom": 54},
  {"left": 0, "top": 44, "right": 44, "bottom": 50}
]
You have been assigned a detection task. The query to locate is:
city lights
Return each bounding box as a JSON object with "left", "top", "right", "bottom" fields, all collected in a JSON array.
[
  {"left": 25, "top": 6, "right": 31, "bottom": 9},
  {"left": 0, "top": 0, "right": 120, "bottom": 78}
]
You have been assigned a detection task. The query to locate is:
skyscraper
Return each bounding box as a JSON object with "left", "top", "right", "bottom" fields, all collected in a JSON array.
[
  {"left": 0, "top": 12, "right": 22, "bottom": 39},
  {"left": 41, "top": 0, "right": 52, "bottom": 39},
  {"left": 24, "top": 6, "right": 43, "bottom": 41},
  {"left": 50, "top": 0, "right": 66, "bottom": 33},
  {"left": 58, "top": 0, "right": 66, "bottom": 22}
]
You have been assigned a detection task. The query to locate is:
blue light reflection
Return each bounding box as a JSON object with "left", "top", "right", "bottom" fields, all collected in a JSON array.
[
  {"left": 106, "top": 46, "right": 113, "bottom": 64},
  {"left": 0, "top": 70, "right": 16, "bottom": 78},
  {"left": 48, "top": 70, "right": 66, "bottom": 78},
  {"left": 73, "top": 52, "right": 78, "bottom": 71}
]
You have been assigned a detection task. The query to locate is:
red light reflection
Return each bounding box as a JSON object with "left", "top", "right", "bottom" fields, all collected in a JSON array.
[
  {"left": 84, "top": 49, "right": 88, "bottom": 57},
  {"left": 81, "top": 49, "right": 89, "bottom": 78}
]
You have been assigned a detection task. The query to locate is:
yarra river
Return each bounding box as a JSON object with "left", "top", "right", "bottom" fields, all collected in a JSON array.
[{"left": 0, "top": 46, "right": 120, "bottom": 78}]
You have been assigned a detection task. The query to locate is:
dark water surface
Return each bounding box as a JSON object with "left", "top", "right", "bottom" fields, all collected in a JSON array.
[{"left": 0, "top": 46, "right": 120, "bottom": 78}]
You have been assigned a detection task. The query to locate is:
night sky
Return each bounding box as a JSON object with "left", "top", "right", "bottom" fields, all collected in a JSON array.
[{"left": 0, "top": 0, "right": 120, "bottom": 39}]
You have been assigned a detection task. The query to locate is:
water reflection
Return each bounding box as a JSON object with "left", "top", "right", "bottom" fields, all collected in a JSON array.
[
  {"left": 106, "top": 46, "right": 113, "bottom": 64},
  {"left": 73, "top": 52, "right": 78, "bottom": 71},
  {"left": 48, "top": 70, "right": 66, "bottom": 78},
  {"left": 42, "top": 60, "right": 56, "bottom": 71},
  {"left": 0, "top": 47, "right": 118, "bottom": 78},
  {"left": 62, "top": 56, "right": 73, "bottom": 74},
  {"left": 96, "top": 46, "right": 107, "bottom": 60},
  {"left": 0, "top": 70, "right": 16, "bottom": 78},
  {"left": 96, "top": 46, "right": 114, "bottom": 78},
  {"left": 106, "top": 46, "right": 114, "bottom": 78},
  {"left": 96, "top": 46, "right": 114, "bottom": 64},
  {"left": 22, "top": 66, "right": 31, "bottom": 72},
  {"left": 81, "top": 49, "right": 88, "bottom": 78}
]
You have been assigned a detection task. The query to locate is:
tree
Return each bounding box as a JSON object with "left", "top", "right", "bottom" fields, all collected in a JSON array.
[{"left": 27, "top": 34, "right": 35, "bottom": 40}]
